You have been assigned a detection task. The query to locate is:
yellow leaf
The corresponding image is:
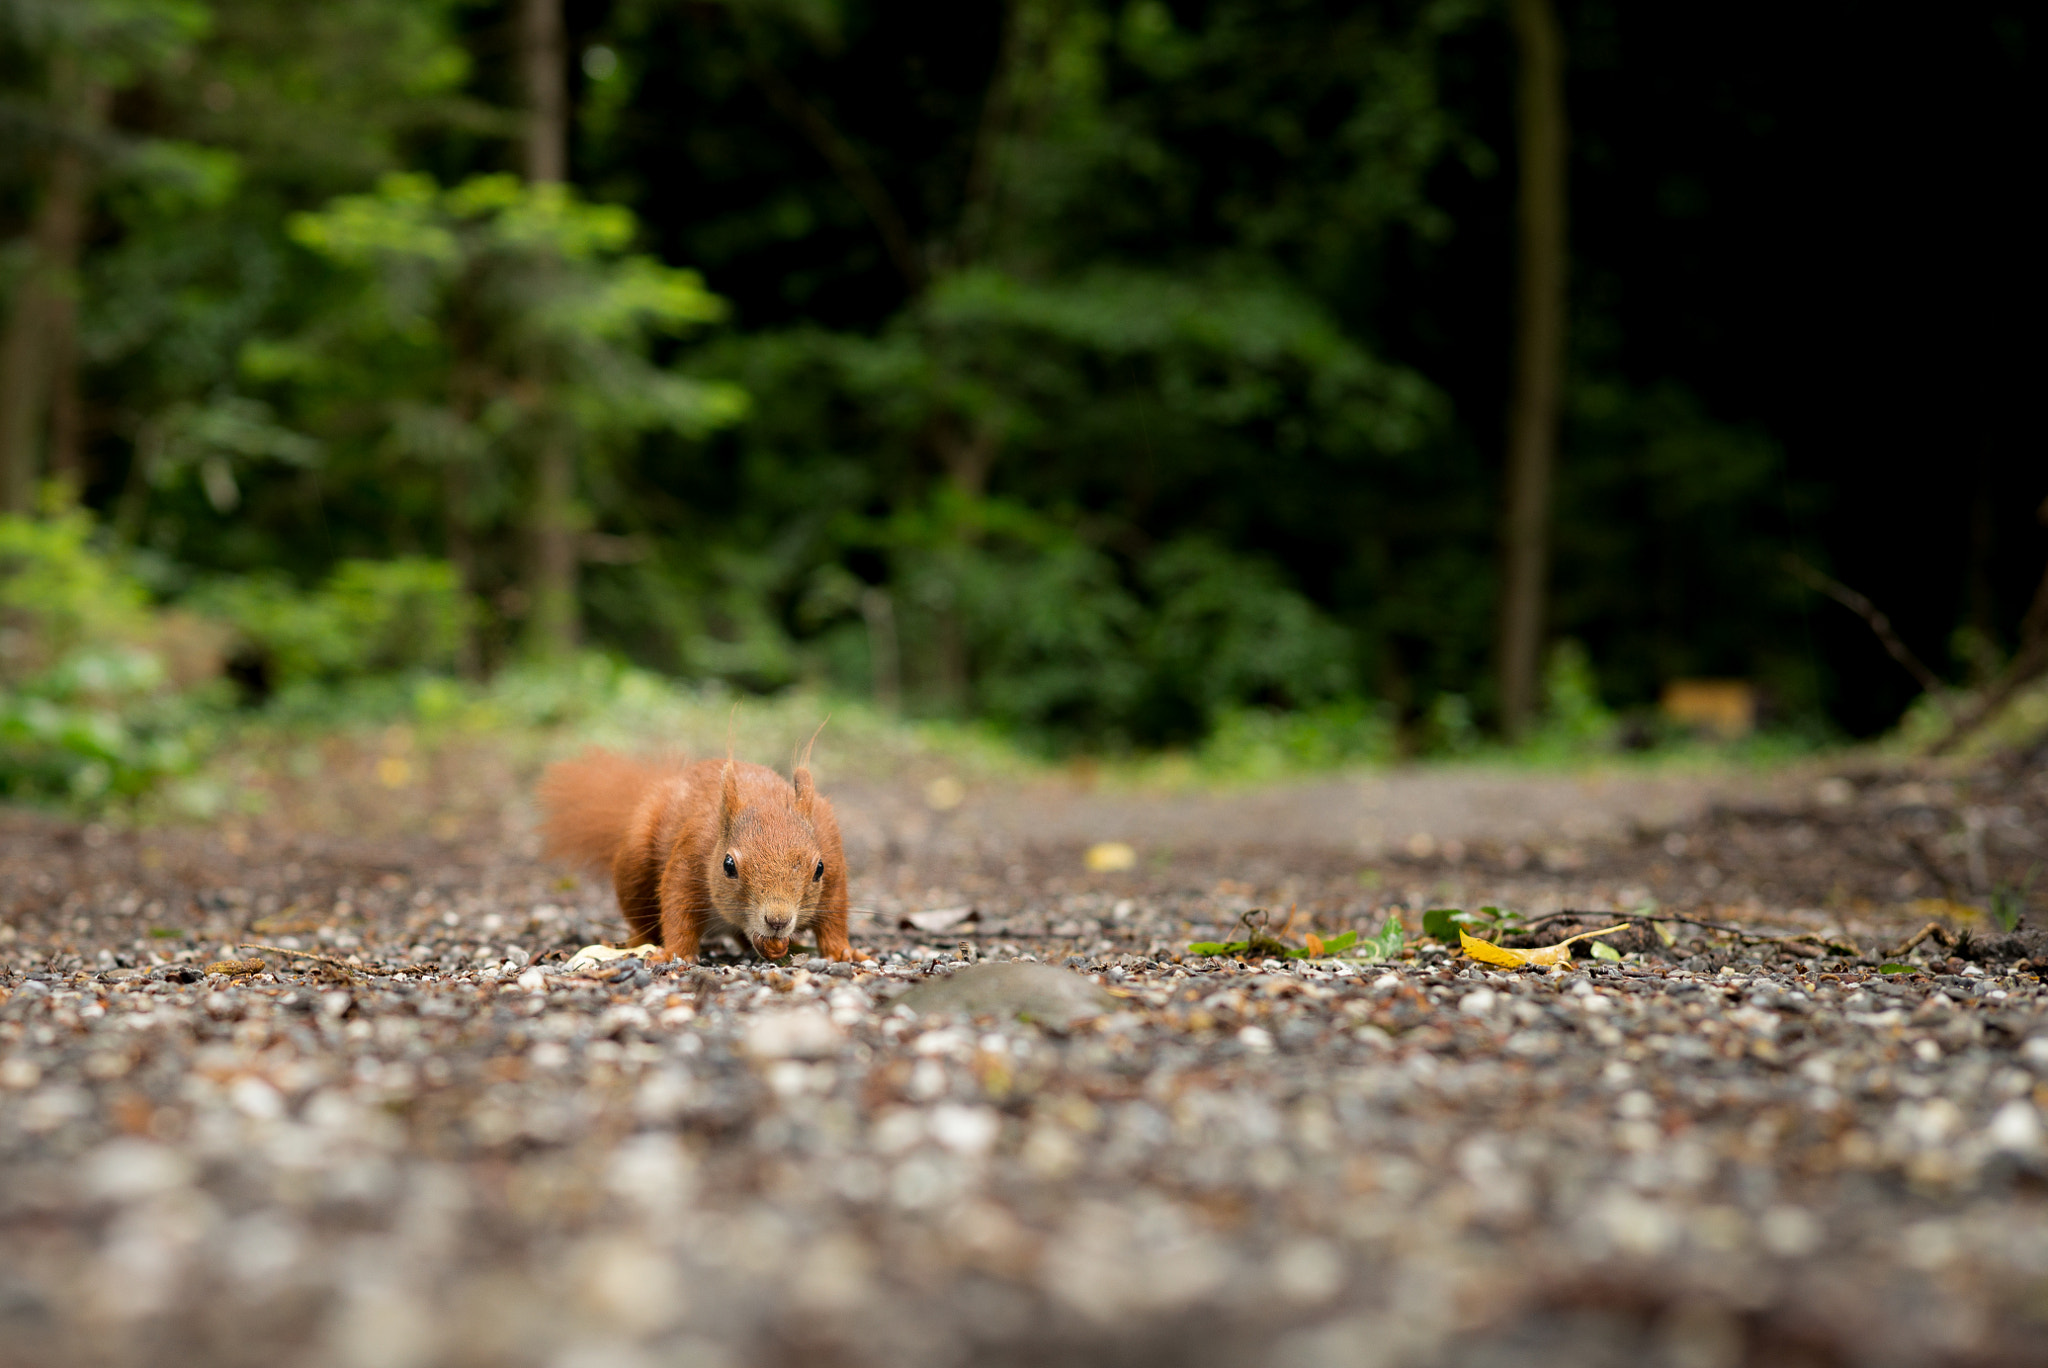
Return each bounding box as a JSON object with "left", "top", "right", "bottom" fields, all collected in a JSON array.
[
  {"left": 1459, "top": 924, "right": 1632, "bottom": 970},
  {"left": 1085, "top": 841, "right": 1137, "bottom": 872},
  {"left": 1459, "top": 928, "right": 1532, "bottom": 968},
  {"left": 1304, "top": 932, "right": 1325, "bottom": 957}
]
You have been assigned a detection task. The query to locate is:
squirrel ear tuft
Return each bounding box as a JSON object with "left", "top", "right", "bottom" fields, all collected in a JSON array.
[
  {"left": 718, "top": 759, "right": 740, "bottom": 832},
  {"left": 792, "top": 766, "right": 815, "bottom": 817}
]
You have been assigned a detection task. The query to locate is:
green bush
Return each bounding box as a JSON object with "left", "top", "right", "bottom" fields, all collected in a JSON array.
[
  {"left": 196, "top": 556, "right": 469, "bottom": 687},
  {"left": 0, "top": 512, "right": 212, "bottom": 804},
  {"left": 0, "top": 510, "right": 152, "bottom": 679},
  {"left": 1139, "top": 538, "right": 1357, "bottom": 743},
  {"left": 1195, "top": 699, "right": 1397, "bottom": 778}
]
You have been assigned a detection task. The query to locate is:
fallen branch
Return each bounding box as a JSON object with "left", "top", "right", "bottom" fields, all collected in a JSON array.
[
  {"left": 1786, "top": 555, "right": 1955, "bottom": 714},
  {"left": 235, "top": 942, "right": 393, "bottom": 975},
  {"left": 1525, "top": 909, "right": 1859, "bottom": 957},
  {"left": 1883, "top": 922, "right": 1955, "bottom": 959},
  {"left": 1928, "top": 553, "right": 2048, "bottom": 756}
]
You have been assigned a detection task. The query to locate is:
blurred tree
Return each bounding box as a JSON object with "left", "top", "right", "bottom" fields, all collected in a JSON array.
[
  {"left": 261, "top": 172, "right": 743, "bottom": 669},
  {"left": 1, "top": 0, "right": 2028, "bottom": 753},
  {"left": 585, "top": 0, "right": 1473, "bottom": 742},
  {"left": 0, "top": 0, "right": 203, "bottom": 510},
  {"left": 519, "top": 0, "right": 578, "bottom": 658},
  {"left": 1496, "top": 0, "right": 1564, "bottom": 739}
]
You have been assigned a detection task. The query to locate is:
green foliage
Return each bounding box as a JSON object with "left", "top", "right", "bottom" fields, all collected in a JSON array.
[
  {"left": 1186, "top": 912, "right": 1404, "bottom": 961},
  {"left": 1357, "top": 916, "right": 1405, "bottom": 961},
  {"left": 1, "top": 0, "right": 1869, "bottom": 771},
  {"left": 0, "top": 511, "right": 212, "bottom": 804},
  {"left": 1193, "top": 700, "right": 1397, "bottom": 778},
  {"left": 1989, "top": 866, "right": 2037, "bottom": 934},
  {"left": 1521, "top": 640, "right": 1618, "bottom": 755},
  {"left": 193, "top": 557, "right": 468, "bottom": 688},
  {"left": 1187, "top": 927, "right": 1359, "bottom": 960},
  {"left": 0, "top": 508, "right": 151, "bottom": 672},
  {"left": 1422, "top": 906, "right": 1523, "bottom": 943}
]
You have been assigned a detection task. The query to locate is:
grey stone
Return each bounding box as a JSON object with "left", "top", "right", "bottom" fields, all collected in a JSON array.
[{"left": 894, "top": 961, "right": 1116, "bottom": 1027}]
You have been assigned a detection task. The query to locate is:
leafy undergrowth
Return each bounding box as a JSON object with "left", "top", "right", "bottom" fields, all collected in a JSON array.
[
  {"left": 1185, "top": 904, "right": 1632, "bottom": 969},
  {"left": 9, "top": 509, "right": 2028, "bottom": 827}
]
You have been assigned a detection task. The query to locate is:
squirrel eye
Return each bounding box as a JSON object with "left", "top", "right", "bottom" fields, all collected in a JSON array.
[
  {"left": 813, "top": 859, "right": 825, "bottom": 882},
  {"left": 723, "top": 853, "right": 738, "bottom": 879}
]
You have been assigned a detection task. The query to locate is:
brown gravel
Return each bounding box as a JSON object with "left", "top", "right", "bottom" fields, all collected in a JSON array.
[{"left": 2, "top": 749, "right": 2046, "bottom": 1368}]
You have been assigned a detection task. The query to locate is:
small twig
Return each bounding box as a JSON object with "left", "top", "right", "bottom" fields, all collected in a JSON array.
[
  {"left": 236, "top": 942, "right": 391, "bottom": 975},
  {"left": 1785, "top": 555, "right": 1955, "bottom": 714},
  {"left": 1525, "top": 909, "right": 1857, "bottom": 956},
  {"left": 1883, "top": 922, "right": 1955, "bottom": 960}
]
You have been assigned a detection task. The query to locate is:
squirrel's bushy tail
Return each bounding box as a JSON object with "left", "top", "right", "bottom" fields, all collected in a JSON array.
[{"left": 536, "top": 749, "right": 677, "bottom": 870}]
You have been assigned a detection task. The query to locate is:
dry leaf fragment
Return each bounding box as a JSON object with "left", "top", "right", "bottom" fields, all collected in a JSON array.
[
  {"left": 562, "top": 943, "right": 663, "bottom": 973},
  {"left": 902, "top": 906, "right": 978, "bottom": 933},
  {"left": 1458, "top": 924, "right": 1631, "bottom": 969},
  {"left": 206, "top": 958, "right": 266, "bottom": 976},
  {"left": 1304, "top": 932, "right": 1325, "bottom": 957}
]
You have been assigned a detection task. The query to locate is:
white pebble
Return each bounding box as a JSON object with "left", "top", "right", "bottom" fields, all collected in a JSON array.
[
  {"left": 928, "top": 1104, "right": 1000, "bottom": 1156},
  {"left": 743, "top": 1008, "right": 841, "bottom": 1060},
  {"left": 82, "top": 1139, "right": 193, "bottom": 1202},
  {"left": 1987, "top": 1099, "right": 2044, "bottom": 1155}
]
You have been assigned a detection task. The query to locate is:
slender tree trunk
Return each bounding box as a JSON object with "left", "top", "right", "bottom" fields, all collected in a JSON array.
[
  {"left": 528, "top": 419, "right": 578, "bottom": 656},
  {"left": 520, "top": 0, "right": 567, "bottom": 185},
  {"left": 443, "top": 441, "right": 481, "bottom": 678},
  {"left": 519, "top": 0, "right": 578, "bottom": 657},
  {"left": 861, "top": 587, "right": 900, "bottom": 712},
  {"left": 0, "top": 60, "right": 100, "bottom": 513},
  {"left": 0, "top": 275, "right": 46, "bottom": 514},
  {"left": 1497, "top": 0, "right": 1568, "bottom": 739},
  {"left": 930, "top": 423, "right": 994, "bottom": 711}
]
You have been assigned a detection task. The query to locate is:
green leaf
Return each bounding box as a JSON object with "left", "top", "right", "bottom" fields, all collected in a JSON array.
[
  {"left": 1285, "top": 930, "right": 1359, "bottom": 959},
  {"left": 1369, "top": 916, "right": 1405, "bottom": 958},
  {"left": 1879, "top": 962, "right": 1915, "bottom": 975},
  {"left": 1423, "top": 908, "right": 1462, "bottom": 942},
  {"left": 1188, "top": 940, "right": 1247, "bottom": 957},
  {"left": 1590, "top": 940, "right": 1622, "bottom": 962}
]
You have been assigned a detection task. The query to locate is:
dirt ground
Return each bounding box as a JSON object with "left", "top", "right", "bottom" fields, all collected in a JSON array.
[{"left": 2, "top": 745, "right": 2046, "bottom": 1368}]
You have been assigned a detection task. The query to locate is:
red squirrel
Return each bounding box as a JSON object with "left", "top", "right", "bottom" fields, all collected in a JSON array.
[{"left": 536, "top": 749, "right": 855, "bottom": 963}]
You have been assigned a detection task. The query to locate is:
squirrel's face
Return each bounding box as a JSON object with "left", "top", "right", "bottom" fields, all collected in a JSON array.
[{"left": 709, "top": 806, "right": 826, "bottom": 959}]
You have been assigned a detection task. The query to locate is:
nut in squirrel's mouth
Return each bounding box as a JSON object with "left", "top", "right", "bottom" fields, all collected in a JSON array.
[{"left": 752, "top": 936, "right": 792, "bottom": 960}]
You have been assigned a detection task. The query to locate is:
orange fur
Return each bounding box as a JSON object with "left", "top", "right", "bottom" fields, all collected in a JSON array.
[
  {"left": 536, "top": 749, "right": 680, "bottom": 870},
  {"left": 535, "top": 747, "right": 854, "bottom": 964}
]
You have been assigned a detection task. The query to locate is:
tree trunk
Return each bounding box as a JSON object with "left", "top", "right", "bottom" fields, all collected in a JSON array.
[
  {"left": 1497, "top": 0, "right": 1568, "bottom": 739},
  {"left": 519, "top": 0, "right": 578, "bottom": 658},
  {"left": 930, "top": 423, "right": 995, "bottom": 711},
  {"left": 443, "top": 443, "right": 481, "bottom": 678},
  {"left": 861, "top": 587, "right": 901, "bottom": 712},
  {"left": 520, "top": 0, "right": 567, "bottom": 185},
  {"left": 0, "top": 271, "right": 46, "bottom": 514},
  {"left": 0, "top": 58, "right": 100, "bottom": 513}
]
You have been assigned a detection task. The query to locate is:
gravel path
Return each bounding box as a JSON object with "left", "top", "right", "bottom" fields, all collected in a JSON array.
[{"left": 2, "top": 753, "right": 2046, "bottom": 1368}]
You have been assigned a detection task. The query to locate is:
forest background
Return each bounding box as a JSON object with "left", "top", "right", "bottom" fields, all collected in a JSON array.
[{"left": 0, "top": 0, "right": 2039, "bottom": 807}]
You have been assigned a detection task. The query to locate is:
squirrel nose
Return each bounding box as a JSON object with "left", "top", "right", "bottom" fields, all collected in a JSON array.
[{"left": 763, "top": 915, "right": 792, "bottom": 934}]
